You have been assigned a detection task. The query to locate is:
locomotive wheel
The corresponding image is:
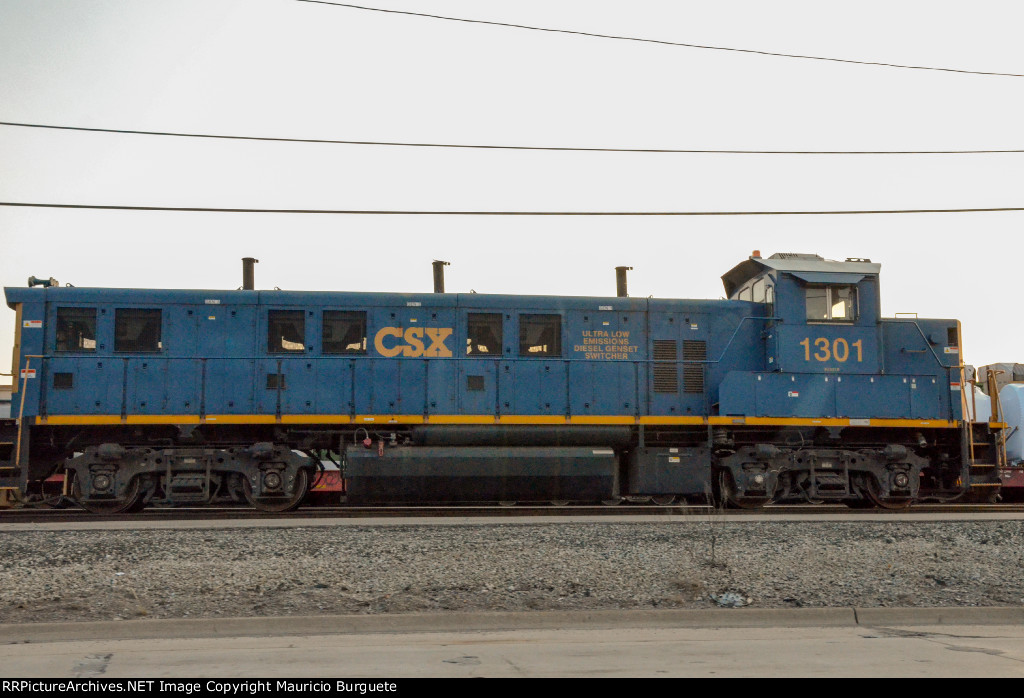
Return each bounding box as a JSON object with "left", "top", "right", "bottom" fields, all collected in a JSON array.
[
  {"left": 601, "top": 497, "right": 623, "bottom": 506},
  {"left": 717, "top": 471, "right": 771, "bottom": 510},
  {"left": 226, "top": 473, "right": 248, "bottom": 504},
  {"left": 242, "top": 468, "right": 310, "bottom": 513},
  {"left": 549, "top": 500, "right": 570, "bottom": 507},
  {"left": 650, "top": 495, "right": 677, "bottom": 506},
  {"left": 70, "top": 474, "right": 144, "bottom": 515},
  {"left": 123, "top": 491, "right": 149, "bottom": 513},
  {"left": 864, "top": 477, "right": 913, "bottom": 511}
]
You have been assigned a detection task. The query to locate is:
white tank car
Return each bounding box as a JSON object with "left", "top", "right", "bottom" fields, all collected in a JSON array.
[
  {"left": 1000, "top": 383, "right": 1024, "bottom": 464},
  {"left": 969, "top": 385, "right": 992, "bottom": 423}
]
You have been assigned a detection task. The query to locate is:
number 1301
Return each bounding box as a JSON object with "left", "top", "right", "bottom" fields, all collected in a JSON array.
[{"left": 800, "top": 337, "right": 863, "bottom": 362}]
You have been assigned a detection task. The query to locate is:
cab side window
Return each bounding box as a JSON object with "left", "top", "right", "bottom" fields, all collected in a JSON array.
[
  {"left": 806, "top": 285, "right": 857, "bottom": 322},
  {"left": 830, "top": 286, "right": 856, "bottom": 320},
  {"left": 56, "top": 307, "right": 97, "bottom": 352}
]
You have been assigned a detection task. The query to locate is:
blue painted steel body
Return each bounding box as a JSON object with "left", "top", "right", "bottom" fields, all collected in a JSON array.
[{"left": 4, "top": 260, "right": 963, "bottom": 424}]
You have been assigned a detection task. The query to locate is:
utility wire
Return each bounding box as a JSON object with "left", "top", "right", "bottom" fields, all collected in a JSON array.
[
  {"left": 295, "top": 1, "right": 1024, "bottom": 79},
  {"left": 1, "top": 121, "right": 1021, "bottom": 155},
  {"left": 2, "top": 202, "right": 1022, "bottom": 216}
]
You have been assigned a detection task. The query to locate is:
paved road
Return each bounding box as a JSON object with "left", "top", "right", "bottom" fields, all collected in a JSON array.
[{"left": 3, "top": 609, "right": 1023, "bottom": 677}]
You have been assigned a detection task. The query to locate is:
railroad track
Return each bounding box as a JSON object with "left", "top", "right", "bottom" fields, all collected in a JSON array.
[{"left": 2, "top": 502, "right": 1023, "bottom": 524}]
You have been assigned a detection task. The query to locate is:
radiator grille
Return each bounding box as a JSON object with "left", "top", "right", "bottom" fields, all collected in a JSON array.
[
  {"left": 683, "top": 340, "right": 706, "bottom": 394},
  {"left": 652, "top": 340, "right": 678, "bottom": 393}
]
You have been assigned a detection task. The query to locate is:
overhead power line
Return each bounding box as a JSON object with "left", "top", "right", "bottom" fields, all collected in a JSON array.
[
  {"left": 295, "top": 1, "right": 1024, "bottom": 79},
  {"left": 2, "top": 202, "right": 1022, "bottom": 216},
  {"left": 1, "top": 121, "right": 1021, "bottom": 155}
]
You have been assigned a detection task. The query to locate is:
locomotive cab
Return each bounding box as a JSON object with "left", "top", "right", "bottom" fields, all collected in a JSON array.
[
  {"left": 714, "top": 252, "right": 973, "bottom": 507},
  {"left": 720, "top": 253, "right": 891, "bottom": 416}
]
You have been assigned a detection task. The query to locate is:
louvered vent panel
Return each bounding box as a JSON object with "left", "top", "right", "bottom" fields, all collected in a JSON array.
[
  {"left": 652, "top": 340, "right": 678, "bottom": 393},
  {"left": 683, "top": 340, "right": 707, "bottom": 394}
]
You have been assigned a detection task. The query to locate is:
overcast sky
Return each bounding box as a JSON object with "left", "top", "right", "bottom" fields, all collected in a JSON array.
[{"left": 1, "top": 0, "right": 1022, "bottom": 375}]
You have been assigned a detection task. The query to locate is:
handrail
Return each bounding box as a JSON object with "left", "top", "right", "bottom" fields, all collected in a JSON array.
[
  {"left": 883, "top": 319, "right": 950, "bottom": 370},
  {"left": 12, "top": 355, "right": 42, "bottom": 474},
  {"left": 992, "top": 380, "right": 1009, "bottom": 468},
  {"left": 707, "top": 316, "right": 775, "bottom": 364}
]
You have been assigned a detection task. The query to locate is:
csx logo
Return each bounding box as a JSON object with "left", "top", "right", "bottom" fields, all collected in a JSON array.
[{"left": 374, "top": 327, "right": 453, "bottom": 357}]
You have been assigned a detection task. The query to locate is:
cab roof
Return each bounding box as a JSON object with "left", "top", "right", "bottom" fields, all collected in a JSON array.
[{"left": 721, "top": 253, "right": 881, "bottom": 297}]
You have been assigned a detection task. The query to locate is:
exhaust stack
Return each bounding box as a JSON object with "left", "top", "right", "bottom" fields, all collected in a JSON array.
[
  {"left": 615, "top": 266, "right": 632, "bottom": 298},
  {"left": 432, "top": 260, "right": 450, "bottom": 293},
  {"left": 242, "top": 257, "right": 259, "bottom": 290}
]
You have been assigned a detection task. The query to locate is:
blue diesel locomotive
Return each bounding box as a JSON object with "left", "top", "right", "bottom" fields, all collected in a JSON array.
[{"left": 0, "top": 252, "right": 1001, "bottom": 512}]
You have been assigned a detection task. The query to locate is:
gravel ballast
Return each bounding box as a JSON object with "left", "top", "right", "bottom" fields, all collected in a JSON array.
[{"left": 1, "top": 519, "right": 1022, "bottom": 624}]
